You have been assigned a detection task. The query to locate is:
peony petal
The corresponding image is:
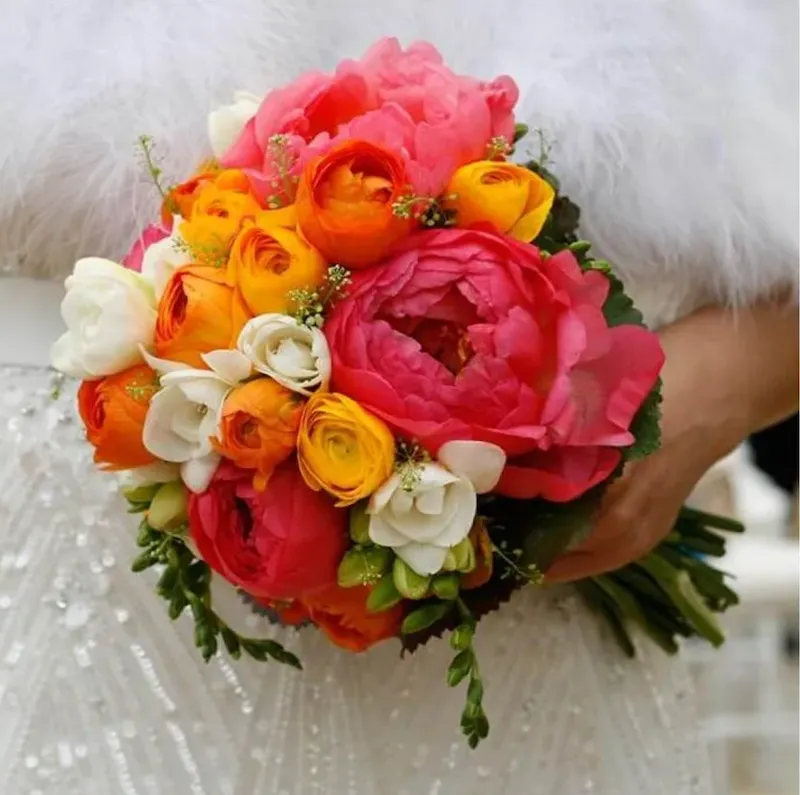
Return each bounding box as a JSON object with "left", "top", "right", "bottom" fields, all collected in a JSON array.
[
  {"left": 437, "top": 440, "right": 507, "bottom": 494},
  {"left": 395, "top": 543, "right": 448, "bottom": 576},
  {"left": 181, "top": 454, "right": 221, "bottom": 494},
  {"left": 201, "top": 349, "right": 252, "bottom": 385}
]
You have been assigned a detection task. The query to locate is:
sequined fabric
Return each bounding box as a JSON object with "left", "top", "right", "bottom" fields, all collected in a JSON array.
[{"left": 0, "top": 366, "right": 714, "bottom": 795}]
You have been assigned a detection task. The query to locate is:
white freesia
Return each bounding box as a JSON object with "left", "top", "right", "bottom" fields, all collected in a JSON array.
[
  {"left": 367, "top": 441, "right": 507, "bottom": 575},
  {"left": 208, "top": 90, "right": 262, "bottom": 158},
  {"left": 237, "top": 314, "right": 330, "bottom": 396},
  {"left": 140, "top": 218, "right": 192, "bottom": 299},
  {"left": 50, "top": 258, "right": 157, "bottom": 379},
  {"left": 141, "top": 349, "right": 251, "bottom": 493}
]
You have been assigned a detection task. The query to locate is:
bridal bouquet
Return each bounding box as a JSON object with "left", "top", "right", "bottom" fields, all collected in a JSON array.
[{"left": 52, "top": 38, "right": 742, "bottom": 747}]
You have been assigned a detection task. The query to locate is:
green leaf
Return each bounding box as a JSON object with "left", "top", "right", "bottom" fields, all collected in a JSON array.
[
  {"left": 679, "top": 506, "right": 745, "bottom": 533},
  {"left": 602, "top": 272, "right": 645, "bottom": 328},
  {"left": 624, "top": 379, "right": 663, "bottom": 461},
  {"left": 168, "top": 589, "right": 187, "bottom": 620},
  {"left": 221, "top": 627, "right": 242, "bottom": 660},
  {"left": 401, "top": 602, "right": 453, "bottom": 636},
  {"left": 449, "top": 624, "right": 474, "bottom": 652},
  {"left": 131, "top": 550, "right": 158, "bottom": 573},
  {"left": 513, "top": 123, "right": 529, "bottom": 143}
]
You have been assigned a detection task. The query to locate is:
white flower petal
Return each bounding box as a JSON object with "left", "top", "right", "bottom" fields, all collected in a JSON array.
[
  {"left": 431, "top": 479, "right": 477, "bottom": 547},
  {"left": 415, "top": 485, "right": 445, "bottom": 516},
  {"left": 368, "top": 473, "right": 403, "bottom": 516},
  {"left": 140, "top": 345, "right": 189, "bottom": 377},
  {"left": 395, "top": 543, "right": 449, "bottom": 576},
  {"left": 418, "top": 463, "right": 459, "bottom": 489},
  {"left": 50, "top": 332, "right": 91, "bottom": 379},
  {"left": 437, "top": 440, "right": 507, "bottom": 494},
  {"left": 367, "top": 514, "right": 409, "bottom": 548},
  {"left": 142, "top": 387, "right": 197, "bottom": 462},
  {"left": 181, "top": 454, "right": 221, "bottom": 493},
  {"left": 201, "top": 349, "right": 252, "bottom": 385},
  {"left": 389, "top": 488, "right": 415, "bottom": 515}
]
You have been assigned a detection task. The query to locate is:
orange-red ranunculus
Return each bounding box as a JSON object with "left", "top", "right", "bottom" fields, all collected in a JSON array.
[
  {"left": 213, "top": 378, "right": 303, "bottom": 490},
  {"left": 228, "top": 214, "right": 327, "bottom": 316},
  {"left": 296, "top": 140, "right": 413, "bottom": 268},
  {"left": 160, "top": 161, "right": 219, "bottom": 226},
  {"left": 78, "top": 364, "right": 159, "bottom": 470},
  {"left": 154, "top": 265, "right": 251, "bottom": 368},
  {"left": 179, "top": 169, "right": 262, "bottom": 266},
  {"left": 302, "top": 583, "right": 404, "bottom": 652}
]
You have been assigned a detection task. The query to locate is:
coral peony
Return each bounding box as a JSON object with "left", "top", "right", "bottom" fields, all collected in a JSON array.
[
  {"left": 325, "top": 228, "right": 663, "bottom": 502},
  {"left": 189, "top": 460, "right": 347, "bottom": 601},
  {"left": 78, "top": 364, "right": 159, "bottom": 470},
  {"left": 222, "top": 38, "right": 518, "bottom": 199}
]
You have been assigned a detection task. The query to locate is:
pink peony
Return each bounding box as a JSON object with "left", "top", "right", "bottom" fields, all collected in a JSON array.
[
  {"left": 222, "top": 38, "right": 518, "bottom": 198},
  {"left": 122, "top": 223, "right": 168, "bottom": 272},
  {"left": 325, "top": 228, "right": 664, "bottom": 502},
  {"left": 188, "top": 460, "right": 347, "bottom": 600}
]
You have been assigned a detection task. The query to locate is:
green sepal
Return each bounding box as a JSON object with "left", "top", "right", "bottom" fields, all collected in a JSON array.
[{"left": 366, "top": 573, "right": 403, "bottom": 613}]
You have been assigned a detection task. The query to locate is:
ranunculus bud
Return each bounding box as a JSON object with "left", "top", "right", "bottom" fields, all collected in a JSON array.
[
  {"left": 147, "top": 481, "right": 189, "bottom": 533},
  {"left": 121, "top": 482, "right": 160, "bottom": 505},
  {"left": 392, "top": 558, "right": 430, "bottom": 600}
]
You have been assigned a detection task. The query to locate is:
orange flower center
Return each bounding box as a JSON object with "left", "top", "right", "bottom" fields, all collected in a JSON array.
[{"left": 319, "top": 159, "right": 393, "bottom": 211}]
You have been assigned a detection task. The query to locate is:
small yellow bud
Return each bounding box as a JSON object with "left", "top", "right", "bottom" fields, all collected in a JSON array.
[
  {"left": 147, "top": 481, "right": 188, "bottom": 533},
  {"left": 392, "top": 558, "right": 431, "bottom": 600}
]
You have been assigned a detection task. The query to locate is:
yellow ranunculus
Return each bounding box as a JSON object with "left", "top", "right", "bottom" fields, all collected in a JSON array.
[
  {"left": 445, "top": 161, "right": 555, "bottom": 242},
  {"left": 297, "top": 392, "right": 395, "bottom": 507},
  {"left": 179, "top": 169, "right": 261, "bottom": 267},
  {"left": 229, "top": 213, "right": 327, "bottom": 316}
]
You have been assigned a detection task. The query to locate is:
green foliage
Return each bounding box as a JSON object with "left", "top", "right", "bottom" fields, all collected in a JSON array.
[{"left": 131, "top": 525, "right": 300, "bottom": 668}]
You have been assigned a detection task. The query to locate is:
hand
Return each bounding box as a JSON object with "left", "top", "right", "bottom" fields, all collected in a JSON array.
[{"left": 546, "top": 300, "right": 799, "bottom": 583}]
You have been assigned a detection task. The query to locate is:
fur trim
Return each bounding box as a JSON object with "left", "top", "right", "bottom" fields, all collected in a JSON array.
[{"left": 1, "top": 0, "right": 796, "bottom": 319}]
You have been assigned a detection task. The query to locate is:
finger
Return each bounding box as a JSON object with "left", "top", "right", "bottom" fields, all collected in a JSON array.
[{"left": 544, "top": 552, "right": 596, "bottom": 583}]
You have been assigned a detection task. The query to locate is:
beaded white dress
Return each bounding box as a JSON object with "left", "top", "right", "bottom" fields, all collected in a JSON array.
[{"left": 0, "top": 2, "right": 796, "bottom": 794}]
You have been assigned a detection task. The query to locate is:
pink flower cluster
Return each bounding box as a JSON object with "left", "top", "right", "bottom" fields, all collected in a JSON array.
[{"left": 222, "top": 38, "right": 518, "bottom": 199}]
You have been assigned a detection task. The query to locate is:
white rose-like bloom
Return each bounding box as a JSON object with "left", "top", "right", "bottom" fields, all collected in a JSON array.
[
  {"left": 367, "top": 441, "right": 507, "bottom": 575},
  {"left": 237, "top": 314, "right": 331, "bottom": 396},
  {"left": 140, "top": 218, "right": 192, "bottom": 299},
  {"left": 207, "top": 90, "right": 262, "bottom": 159},
  {"left": 142, "top": 349, "right": 252, "bottom": 493},
  {"left": 50, "top": 257, "right": 157, "bottom": 379}
]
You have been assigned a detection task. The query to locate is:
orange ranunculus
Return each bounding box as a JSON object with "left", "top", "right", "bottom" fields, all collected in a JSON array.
[
  {"left": 445, "top": 161, "right": 555, "bottom": 242},
  {"left": 295, "top": 140, "right": 413, "bottom": 268},
  {"left": 78, "top": 364, "right": 159, "bottom": 470},
  {"left": 229, "top": 214, "right": 327, "bottom": 316},
  {"left": 460, "top": 519, "right": 494, "bottom": 590},
  {"left": 160, "top": 160, "right": 220, "bottom": 225},
  {"left": 302, "top": 584, "right": 404, "bottom": 652},
  {"left": 179, "top": 169, "right": 262, "bottom": 267},
  {"left": 250, "top": 597, "right": 310, "bottom": 626},
  {"left": 154, "top": 265, "right": 251, "bottom": 368},
  {"left": 213, "top": 378, "right": 303, "bottom": 489}
]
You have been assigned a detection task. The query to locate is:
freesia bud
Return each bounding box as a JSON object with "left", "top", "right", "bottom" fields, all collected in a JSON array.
[
  {"left": 147, "top": 481, "right": 188, "bottom": 533},
  {"left": 443, "top": 537, "right": 476, "bottom": 573},
  {"left": 431, "top": 572, "right": 461, "bottom": 601},
  {"left": 393, "top": 558, "right": 431, "bottom": 600},
  {"left": 121, "top": 482, "right": 160, "bottom": 505},
  {"left": 349, "top": 502, "right": 372, "bottom": 545}
]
